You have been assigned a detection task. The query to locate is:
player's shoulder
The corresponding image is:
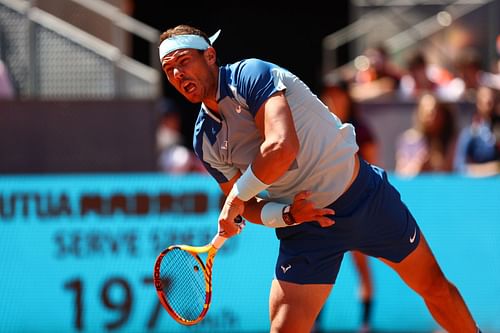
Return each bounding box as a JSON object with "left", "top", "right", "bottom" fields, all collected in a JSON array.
[
  {"left": 228, "top": 58, "right": 280, "bottom": 77},
  {"left": 232, "top": 57, "right": 276, "bottom": 67}
]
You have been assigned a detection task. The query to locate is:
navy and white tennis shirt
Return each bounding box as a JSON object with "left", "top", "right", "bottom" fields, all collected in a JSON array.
[{"left": 193, "top": 59, "right": 359, "bottom": 207}]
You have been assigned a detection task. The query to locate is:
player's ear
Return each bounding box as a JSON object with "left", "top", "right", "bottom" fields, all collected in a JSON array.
[{"left": 204, "top": 47, "right": 217, "bottom": 64}]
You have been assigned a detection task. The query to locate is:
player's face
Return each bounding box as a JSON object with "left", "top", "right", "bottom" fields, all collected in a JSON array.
[{"left": 161, "top": 48, "right": 216, "bottom": 104}]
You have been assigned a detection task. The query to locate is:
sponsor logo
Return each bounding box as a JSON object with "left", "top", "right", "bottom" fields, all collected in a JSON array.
[
  {"left": 281, "top": 264, "right": 291, "bottom": 274},
  {"left": 410, "top": 227, "right": 417, "bottom": 244}
]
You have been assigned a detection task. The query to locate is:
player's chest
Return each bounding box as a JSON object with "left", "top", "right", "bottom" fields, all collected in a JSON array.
[{"left": 209, "top": 101, "right": 262, "bottom": 168}]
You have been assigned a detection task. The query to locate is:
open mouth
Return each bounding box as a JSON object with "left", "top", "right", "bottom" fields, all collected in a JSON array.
[{"left": 183, "top": 82, "right": 196, "bottom": 94}]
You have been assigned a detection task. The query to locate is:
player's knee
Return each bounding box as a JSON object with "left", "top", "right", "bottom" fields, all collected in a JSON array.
[
  {"left": 270, "top": 316, "right": 303, "bottom": 333},
  {"left": 270, "top": 321, "right": 291, "bottom": 333},
  {"left": 270, "top": 307, "right": 316, "bottom": 333},
  {"left": 271, "top": 321, "right": 313, "bottom": 333}
]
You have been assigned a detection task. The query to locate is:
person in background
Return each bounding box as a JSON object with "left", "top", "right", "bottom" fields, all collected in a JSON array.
[
  {"left": 155, "top": 97, "right": 206, "bottom": 174},
  {"left": 319, "top": 80, "right": 378, "bottom": 332},
  {"left": 350, "top": 45, "right": 404, "bottom": 101},
  {"left": 454, "top": 48, "right": 487, "bottom": 101},
  {"left": 158, "top": 24, "right": 482, "bottom": 333},
  {"left": 399, "top": 51, "right": 462, "bottom": 102},
  {"left": 395, "top": 93, "right": 458, "bottom": 177},
  {"left": 453, "top": 85, "right": 500, "bottom": 177}
]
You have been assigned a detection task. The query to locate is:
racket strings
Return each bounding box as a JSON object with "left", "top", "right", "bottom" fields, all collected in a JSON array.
[{"left": 160, "top": 248, "right": 207, "bottom": 321}]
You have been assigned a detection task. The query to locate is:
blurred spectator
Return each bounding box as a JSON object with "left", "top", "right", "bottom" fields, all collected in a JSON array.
[
  {"left": 350, "top": 45, "right": 404, "bottom": 101},
  {"left": 155, "top": 98, "right": 206, "bottom": 174},
  {"left": 0, "top": 59, "right": 15, "bottom": 99},
  {"left": 321, "top": 81, "right": 379, "bottom": 164},
  {"left": 455, "top": 48, "right": 482, "bottom": 92},
  {"left": 319, "top": 81, "right": 378, "bottom": 332},
  {"left": 400, "top": 51, "right": 437, "bottom": 97},
  {"left": 399, "top": 51, "right": 463, "bottom": 102},
  {"left": 453, "top": 47, "right": 496, "bottom": 101},
  {"left": 453, "top": 85, "right": 500, "bottom": 177},
  {"left": 395, "top": 93, "right": 458, "bottom": 177},
  {"left": 480, "top": 62, "right": 500, "bottom": 91}
]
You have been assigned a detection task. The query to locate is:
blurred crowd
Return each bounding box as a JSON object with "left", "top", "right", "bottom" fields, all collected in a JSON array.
[
  {"left": 1, "top": 27, "right": 498, "bottom": 179},
  {"left": 322, "top": 39, "right": 500, "bottom": 178}
]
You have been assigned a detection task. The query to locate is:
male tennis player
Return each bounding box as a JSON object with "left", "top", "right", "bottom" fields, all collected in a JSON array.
[{"left": 158, "top": 24, "right": 481, "bottom": 333}]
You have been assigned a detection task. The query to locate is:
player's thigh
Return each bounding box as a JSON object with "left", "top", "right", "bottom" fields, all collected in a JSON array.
[
  {"left": 379, "top": 233, "right": 447, "bottom": 296},
  {"left": 269, "top": 279, "right": 332, "bottom": 333}
]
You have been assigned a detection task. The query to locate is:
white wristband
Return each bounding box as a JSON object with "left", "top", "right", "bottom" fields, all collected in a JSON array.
[
  {"left": 261, "top": 202, "right": 289, "bottom": 228},
  {"left": 233, "top": 166, "right": 270, "bottom": 201}
]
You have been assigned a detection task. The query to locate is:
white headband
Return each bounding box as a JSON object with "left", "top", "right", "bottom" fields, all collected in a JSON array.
[{"left": 158, "top": 30, "right": 221, "bottom": 61}]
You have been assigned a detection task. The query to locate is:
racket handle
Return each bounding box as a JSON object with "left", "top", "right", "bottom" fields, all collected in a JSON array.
[{"left": 211, "top": 234, "right": 227, "bottom": 249}]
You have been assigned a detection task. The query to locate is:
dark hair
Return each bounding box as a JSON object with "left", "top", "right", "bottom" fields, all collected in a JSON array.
[{"left": 159, "top": 25, "right": 210, "bottom": 46}]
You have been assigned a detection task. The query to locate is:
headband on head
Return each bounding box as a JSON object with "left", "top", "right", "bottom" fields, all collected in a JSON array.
[{"left": 159, "top": 29, "right": 221, "bottom": 61}]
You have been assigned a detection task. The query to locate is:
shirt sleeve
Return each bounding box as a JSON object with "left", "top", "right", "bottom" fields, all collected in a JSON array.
[{"left": 232, "top": 59, "right": 284, "bottom": 116}]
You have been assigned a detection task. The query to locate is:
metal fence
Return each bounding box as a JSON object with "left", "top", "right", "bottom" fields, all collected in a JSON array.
[{"left": 0, "top": 0, "right": 160, "bottom": 99}]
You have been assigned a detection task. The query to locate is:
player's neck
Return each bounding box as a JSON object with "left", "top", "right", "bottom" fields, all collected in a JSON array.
[
  {"left": 203, "top": 99, "right": 218, "bottom": 114},
  {"left": 202, "top": 68, "right": 220, "bottom": 113}
]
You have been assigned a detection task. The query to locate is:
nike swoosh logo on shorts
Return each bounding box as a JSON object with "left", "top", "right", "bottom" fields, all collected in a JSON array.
[{"left": 410, "top": 227, "right": 417, "bottom": 243}]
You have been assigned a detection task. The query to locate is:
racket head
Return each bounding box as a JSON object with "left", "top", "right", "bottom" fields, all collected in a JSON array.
[{"left": 153, "top": 245, "right": 214, "bottom": 325}]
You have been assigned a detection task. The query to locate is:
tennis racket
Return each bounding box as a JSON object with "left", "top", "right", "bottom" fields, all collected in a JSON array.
[{"left": 153, "top": 216, "right": 244, "bottom": 326}]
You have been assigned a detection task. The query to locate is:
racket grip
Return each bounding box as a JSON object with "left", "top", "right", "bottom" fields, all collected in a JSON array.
[{"left": 211, "top": 234, "right": 227, "bottom": 249}]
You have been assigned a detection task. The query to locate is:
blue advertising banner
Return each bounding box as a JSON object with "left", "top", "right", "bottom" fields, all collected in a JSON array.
[{"left": 0, "top": 174, "right": 499, "bottom": 333}]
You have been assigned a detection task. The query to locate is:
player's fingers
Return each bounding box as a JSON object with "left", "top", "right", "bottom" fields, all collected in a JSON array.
[
  {"left": 220, "top": 215, "right": 245, "bottom": 236},
  {"left": 314, "top": 208, "right": 335, "bottom": 227},
  {"left": 318, "top": 208, "right": 335, "bottom": 216},
  {"left": 235, "top": 218, "right": 245, "bottom": 234},
  {"left": 219, "top": 219, "right": 238, "bottom": 237},
  {"left": 317, "top": 216, "right": 335, "bottom": 227}
]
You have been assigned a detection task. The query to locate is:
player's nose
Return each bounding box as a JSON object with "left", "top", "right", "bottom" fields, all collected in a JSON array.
[{"left": 173, "top": 67, "right": 184, "bottom": 79}]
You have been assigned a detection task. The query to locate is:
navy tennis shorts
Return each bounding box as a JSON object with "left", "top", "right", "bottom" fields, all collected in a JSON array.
[{"left": 274, "top": 157, "right": 420, "bottom": 284}]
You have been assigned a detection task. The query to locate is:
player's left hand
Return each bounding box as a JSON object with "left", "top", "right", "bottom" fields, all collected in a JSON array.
[{"left": 291, "top": 190, "right": 335, "bottom": 227}]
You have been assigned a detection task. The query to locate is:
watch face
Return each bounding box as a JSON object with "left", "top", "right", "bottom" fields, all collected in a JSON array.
[{"left": 282, "top": 205, "right": 295, "bottom": 225}]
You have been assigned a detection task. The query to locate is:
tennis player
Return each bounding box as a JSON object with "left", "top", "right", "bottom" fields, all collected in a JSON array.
[{"left": 158, "top": 24, "right": 481, "bottom": 333}]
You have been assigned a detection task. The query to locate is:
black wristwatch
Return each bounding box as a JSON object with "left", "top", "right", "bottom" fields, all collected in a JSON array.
[{"left": 282, "top": 204, "right": 297, "bottom": 226}]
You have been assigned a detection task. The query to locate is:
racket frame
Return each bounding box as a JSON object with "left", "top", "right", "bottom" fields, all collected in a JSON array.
[
  {"left": 153, "top": 216, "right": 242, "bottom": 325},
  {"left": 153, "top": 239, "right": 222, "bottom": 325}
]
